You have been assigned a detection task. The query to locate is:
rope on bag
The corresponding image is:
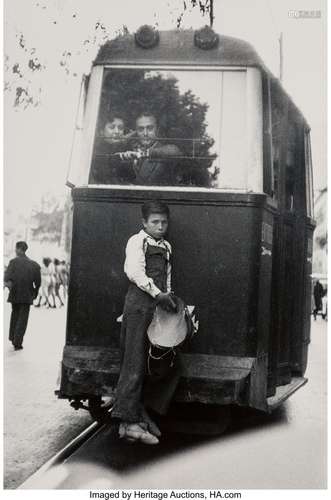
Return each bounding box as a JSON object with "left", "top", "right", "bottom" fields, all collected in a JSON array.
[{"left": 147, "top": 345, "right": 176, "bottom": 376}]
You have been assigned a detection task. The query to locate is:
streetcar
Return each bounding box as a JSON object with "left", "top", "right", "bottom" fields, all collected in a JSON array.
[{"left": 57, "top": 25, "right": 315, "bottom": 432}]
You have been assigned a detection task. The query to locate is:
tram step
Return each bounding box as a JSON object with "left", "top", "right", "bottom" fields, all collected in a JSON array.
[{"left": 267, "top": 376, "right": 308, "bottom": 412}]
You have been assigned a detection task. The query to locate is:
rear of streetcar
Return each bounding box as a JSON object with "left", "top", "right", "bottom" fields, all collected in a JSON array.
[{"left": 56, "top": 25, "right": 315, "bottom": 431}]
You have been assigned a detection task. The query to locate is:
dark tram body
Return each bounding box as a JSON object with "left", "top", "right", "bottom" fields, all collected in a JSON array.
[{"left": 57, "top": 26, "right": 315, "bottom": 425}]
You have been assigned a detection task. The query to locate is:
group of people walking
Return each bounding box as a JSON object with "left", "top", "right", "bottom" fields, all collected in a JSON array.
[
  {"left": 4, "top": 241, "right": 69, "bottom": 350},
  {"left": 35, "top": 257, "right": 69, "bottom": 309}
]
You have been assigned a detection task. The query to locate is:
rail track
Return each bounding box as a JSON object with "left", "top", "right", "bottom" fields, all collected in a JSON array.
[
  {"left": 19, "top": 416, "right": 217, "bottom": 489},
  {"left": 19, "top": 405, "right": 285, "bottom": 490},
  {"left": 20, "top": 420, "right": 103, "bottom": 489}
]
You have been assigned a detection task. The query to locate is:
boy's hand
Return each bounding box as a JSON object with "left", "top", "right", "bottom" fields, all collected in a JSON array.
[{"left": 155, "top": 292, "right": 177, "bottom": 312}]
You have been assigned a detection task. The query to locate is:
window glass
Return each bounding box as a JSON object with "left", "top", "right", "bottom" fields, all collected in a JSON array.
[
  {"left": 271, "top": 102, "right": 282, "bottom": 200},
  {"left": 270, "top": 85, "right": 309, "bottom": 213},
  {"left": 66, "top": 75, "right": 88, "bottom": 187},
  {"left": 262, "top": 76, "right": 273, "bottom": 196},
  {"left": 304, "top": 131, "right": 314, "bottom": 217},
  {"left": 88, "top": 68, "right": 247, "bottom": 189},
  {"left": 285, "top": 122, "right": 297, "bottom": 211}
]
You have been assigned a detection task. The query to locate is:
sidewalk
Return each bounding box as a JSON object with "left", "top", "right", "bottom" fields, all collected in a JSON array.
[{"left": 3, "top": 301, "right": 91, "bottom": 489}]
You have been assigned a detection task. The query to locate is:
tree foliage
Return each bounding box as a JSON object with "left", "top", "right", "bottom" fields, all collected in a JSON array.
[
  {"left": 101, "top": 70, "right": 210, "bottom": 140},
  {"left": 316, "top": 235, "right": 327, "bottom": 250},
  {"left": 5, "top": 0, "right": 214, "bottom": 109},
  {"left": 30, "top": 194, "right": 64, "bottom": 244},
  {"left": 176, "top": 0, "right": 214, "bottom": 28}
]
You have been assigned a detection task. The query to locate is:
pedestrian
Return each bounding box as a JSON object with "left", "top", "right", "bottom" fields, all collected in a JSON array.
[
  {"left": 35, "top": 257, "right": 52, "bottom": 308},
  {"left": 313, "top": 280, "right": 324, "bottom": 320},
  {"left": 53, "top": 258, "right": 65, "bottom": 307},
  {"left": 321, "top": 287, "right": 328, "bottom": 320},
  {"left": 111, "top": 201, "right": 179, "bottom": 445},
  {"left": 57, "top": 260, "right": 69, "bottom": 300},
  {"left": 4, "top": 241, "right": 41, "bottom": 350}
]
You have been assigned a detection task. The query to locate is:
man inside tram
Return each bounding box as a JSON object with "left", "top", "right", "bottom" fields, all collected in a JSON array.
[{"left": 118, "top": 112, "right": 183, "bottom": 185}]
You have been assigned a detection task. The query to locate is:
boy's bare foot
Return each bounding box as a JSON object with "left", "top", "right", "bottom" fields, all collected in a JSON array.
[
  {"left": 141, "top": 407, "right": 162, "bottom": 437},
  {"left": 119, "top": 422, "right": 159, "bottom": 445}
]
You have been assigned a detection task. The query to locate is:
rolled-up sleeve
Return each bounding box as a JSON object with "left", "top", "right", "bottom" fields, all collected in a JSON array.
[
  {"left": 150, "top": 144, "right": 182, "bottom": 159},
  {"left": 124, "top": 235, "right": 161, "bottom": 298}
]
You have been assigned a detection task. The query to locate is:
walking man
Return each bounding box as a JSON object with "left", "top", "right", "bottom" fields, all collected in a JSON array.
[{"left": 4, "top": 241, "right": 41, "bottom": 350}]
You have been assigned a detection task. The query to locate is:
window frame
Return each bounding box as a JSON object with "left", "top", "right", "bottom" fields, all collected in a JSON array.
[
  {"left": 304, "top": 129, "right": 314, "bottom": 218},
  {"left": 69, "top": 64, "right": 265, "bottom": 193}
]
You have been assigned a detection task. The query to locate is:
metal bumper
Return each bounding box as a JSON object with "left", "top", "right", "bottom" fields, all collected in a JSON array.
[{"left": 58, "top": 345, "right": 270, "bottom": 411}]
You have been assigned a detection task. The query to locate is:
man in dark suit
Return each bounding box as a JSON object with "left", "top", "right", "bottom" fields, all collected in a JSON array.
[{"left": 4, "top": 241, "right": 41, "bottom": 350}]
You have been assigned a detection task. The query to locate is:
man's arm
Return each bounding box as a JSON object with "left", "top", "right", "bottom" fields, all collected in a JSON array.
[
  {"left": 149, "top": 143, "right": 182, "bottom": 159},
  {"left": 116, "top": 144, "right": 182, "bottom": 161},
  {"left": 4, "top": 260, "right": 14, "bottom": 290}
]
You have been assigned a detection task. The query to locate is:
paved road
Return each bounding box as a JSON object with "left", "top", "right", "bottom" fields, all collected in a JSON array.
[{"left": 4, "top": 300, "right": 327, "bottom": 490}]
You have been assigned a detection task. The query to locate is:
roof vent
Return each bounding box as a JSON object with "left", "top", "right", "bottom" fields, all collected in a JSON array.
[
  {"left": 194, "top": 26, "right": 219, "bottom": 50},
  {"left": 135, "top": 25, "right": 160, "bottom": 49}
]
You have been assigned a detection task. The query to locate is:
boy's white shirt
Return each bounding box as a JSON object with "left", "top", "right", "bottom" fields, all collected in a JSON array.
[{"left": 124, "top": 229, "right": 172, "bottom": 298}]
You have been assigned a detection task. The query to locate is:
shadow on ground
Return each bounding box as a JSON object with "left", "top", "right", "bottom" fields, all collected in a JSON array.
[{"left": 70, "top": 403, "right": 289, "bottom": 473}]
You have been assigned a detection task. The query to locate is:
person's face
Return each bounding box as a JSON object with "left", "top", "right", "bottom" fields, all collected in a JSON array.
[
  {"left": 136, "top": 115, "right": 157, "bottom": 148},
  {"left": 143, "top": 213, "right": 169, "bottom": 240},
  {"left": 104, "top": 118, "right": 125, "bottom": 140}
]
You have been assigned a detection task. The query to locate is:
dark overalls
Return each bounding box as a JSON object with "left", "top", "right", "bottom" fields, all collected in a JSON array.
[{"left": 112, "top": 242, "right": 181, "bottom": 423}]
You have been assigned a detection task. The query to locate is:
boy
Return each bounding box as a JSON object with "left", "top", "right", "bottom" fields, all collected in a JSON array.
[
  {"left": 103, "top": 116, "right": 125, "bottom": 142},
  {"left": 89, "top": 113, "right": 135, "bottom": 184},
  {"left": 112, "top": 201, "right": 178, "bottom": 445}
]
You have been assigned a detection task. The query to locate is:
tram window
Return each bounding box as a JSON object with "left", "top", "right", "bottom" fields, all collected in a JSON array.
[
  {"left": 270, "top": 85, "right": 308, "bottom": 213},
  {"left": 271, "top": 104, "right": 282, "bottom": 200},
  {"left": 88, "top": 68, "right": 247, "bottom": 189},
  {"left": 285, "top": 123, "right": 296, "bottom": 210},
  {"left": 262, "top": 76, "right": 273, "bottom": 197},
  {"left": 304, "top": 130, "right": 314, "bottom": 217}
]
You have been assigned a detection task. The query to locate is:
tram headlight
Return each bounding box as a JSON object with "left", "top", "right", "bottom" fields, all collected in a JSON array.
[
  {"left": 194, "top": 25, "right": 219, "bottom": 50},
  {"left": 135, "top": 25, "right": 160, "bottom": 49}
]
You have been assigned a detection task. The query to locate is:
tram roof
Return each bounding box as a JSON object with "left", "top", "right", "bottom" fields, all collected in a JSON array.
[
  {"left": 94, "top": 28, "right": 309, "bottom": 128},
  {"left": 95, "top": 29, "right": 265, "bottom": 68}
]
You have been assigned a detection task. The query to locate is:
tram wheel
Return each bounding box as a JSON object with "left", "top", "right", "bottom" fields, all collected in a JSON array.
[{"left": 87, "top": 396, "right": 113, "bottom": 423}]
